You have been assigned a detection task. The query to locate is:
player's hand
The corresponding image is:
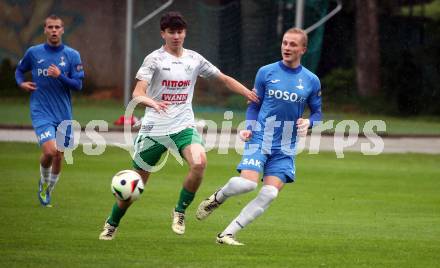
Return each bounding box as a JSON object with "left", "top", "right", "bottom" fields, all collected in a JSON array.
[
  {"left": 19, "top": 81, "right": 37, "bottom": 92},
  {"left": 152, "top": 100, "right": 171, "bottom": 113},
  {"left": 296, "top": 118, "right": 310, "bottom": 137},
  {"left": 244, "top": 88, "right": 259, "bottom": 103},
  {"left": 239, "top": 130, "right": 252, "bottom": 142},
  {"left": 47, "top": 64, "right": 61, "bottom": 78}
]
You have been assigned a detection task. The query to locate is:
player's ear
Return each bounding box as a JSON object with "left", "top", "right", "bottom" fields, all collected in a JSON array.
[{"left": 301, "top": 46, "right": 307, "bottom": 55}]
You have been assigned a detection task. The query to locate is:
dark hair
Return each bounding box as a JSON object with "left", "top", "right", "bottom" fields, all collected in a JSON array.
[
  {"left": 160, "top": 11, "right": 187, "bottom": 31},
  {"left": 44, "top": 14, "right": 64, "bottom": 27}
]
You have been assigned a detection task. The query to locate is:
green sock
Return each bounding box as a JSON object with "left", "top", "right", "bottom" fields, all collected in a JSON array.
[
  {"left": 107, "top": 202, "right": 127, "bottom": 227},
  {"left": 175, "top": 187, "right": 195, "bottom": 213}
]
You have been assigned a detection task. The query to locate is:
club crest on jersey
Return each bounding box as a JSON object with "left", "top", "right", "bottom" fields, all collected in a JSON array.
[
  {"left": 296, "top": 79, "right": 304, "bottom": 90},
  {"left": 184, "top": 64, "right": 193, "bottom": 74},
  {"left": 59, "top": 56, "right": 66, "bottom": 67}
]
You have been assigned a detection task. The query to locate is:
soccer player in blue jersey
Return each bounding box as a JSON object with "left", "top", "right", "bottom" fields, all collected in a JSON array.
[
  {"left": 196, "top": 28, "right": 322, "bottom": 245},
  {"left": 15, "top": 15, "right": 84, "bottom": 207}
]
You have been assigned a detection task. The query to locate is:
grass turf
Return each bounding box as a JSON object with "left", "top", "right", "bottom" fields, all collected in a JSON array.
[{"left": 0, "top": 142, "right": 439, "bottom": 267}]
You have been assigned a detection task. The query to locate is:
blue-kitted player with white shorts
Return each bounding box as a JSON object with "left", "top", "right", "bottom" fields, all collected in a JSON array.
[
  {"left": 196, "top": 28, "right": 322, "bottom": 245},
  {"left": 15, "top": 15, "right": 84, "bottom": 207}
]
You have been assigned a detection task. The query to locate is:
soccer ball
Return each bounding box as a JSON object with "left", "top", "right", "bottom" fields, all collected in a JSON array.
[{"left": 111, "top": 170, "right": 144, "bottom": 201}]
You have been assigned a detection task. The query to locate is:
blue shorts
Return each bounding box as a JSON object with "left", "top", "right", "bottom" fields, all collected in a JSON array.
[
  {"left": 34, "top": 122, "right": 73, "bottom": 148},
  {"left": 237, "top": 145, "right": 296, "bottom": 183}
]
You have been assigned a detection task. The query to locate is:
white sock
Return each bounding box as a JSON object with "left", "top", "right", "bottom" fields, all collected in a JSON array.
[
  {"left": 216, "top": 176, "right": 258, "bottom": 203},
  {"left": 221, "top": 185, "right": 278, "bottom": 236},
  {"left": 40, "top": 165, "right": 51, "bottom": 184},
  {"left": 48, "top": 173, "right": 60, "bottom": 193}
]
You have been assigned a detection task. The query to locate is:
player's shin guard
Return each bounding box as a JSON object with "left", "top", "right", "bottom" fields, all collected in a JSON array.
[
  {"left": 175, "top": 187, "right": 195, "bottom": 213},
  {"left": 222, "top": 185, "right": 279, "bottom": 236},
  {"left": 216, "top": 176, "right": 258, "bottom": 203},
  {"left": 40, "top": 164, "right": 51, "bottom": 184},
  {"left": 107, "top": 202, "right": 127, "bottom": 227}
]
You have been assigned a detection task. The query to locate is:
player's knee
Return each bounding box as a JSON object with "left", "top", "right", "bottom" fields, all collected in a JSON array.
[
  {"left": 259, "top": 185, "right": 279, "bottom": 203},
  {"left": 190, "top": 160, "right": 206, "bottom": 174},
  {"left": 230, "top": 176, "right": 258, "bottom": 192},
  {"left": 43, "top": 148, "right": 58, "bottom": 159},
  {"left": 53, "top": 151, "right": 63, "bottom": 161}
]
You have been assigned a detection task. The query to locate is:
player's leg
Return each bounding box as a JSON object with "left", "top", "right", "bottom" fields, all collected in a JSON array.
[
  {"left": 46, "top": 147, "right": 63, "bottom": 196},
  {"left": 217, "top": 176, "right": 282, "bottom": 245},
  {"left": 196, "top": 170, "right": 259, "bottom": 220},
  {"left": 48, "top": 120, "right": 76, "bottom": 195},
  {"left": 171, "top": 128, "right": 205, "bottom": 234},
  {"left": 196, "top": 148, "right": 265, "bottom": 220},
  {"left": 100, "top": 169, "right": 150, "bottom": 240},
  {"left": 35, "top": 124, "right": 57, "bottom": 207},
  {"left": 99, "top": 135, "right": 164, "bottom": 240},
  {"left": 179, "top": 143, "right": 206, "bottom": 205},
  {"left": 217, "top": 152, "right": 294, "bottom": 245}
]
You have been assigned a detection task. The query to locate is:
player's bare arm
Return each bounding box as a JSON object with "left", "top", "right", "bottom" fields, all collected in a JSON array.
[
  {"left": 132, "top": 79, "right": 171, "bottom": 113},
  {"left": 215, "top": 73, "right": 259, "bottom": 103}
]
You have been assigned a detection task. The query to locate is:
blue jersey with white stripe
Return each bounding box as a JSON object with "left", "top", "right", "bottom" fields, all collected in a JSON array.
[
  {"left": 249, "top": 61, "right": 321, "bottom": 150},
  {"left": 16, "top": 44, "right": 84, "bottom": 126}
]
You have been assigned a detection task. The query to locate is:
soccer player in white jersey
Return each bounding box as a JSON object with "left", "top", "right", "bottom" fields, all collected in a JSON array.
[
  {"left": 99, "top": 11, "right": 258, "bottom": 240},
  {"left": 196, "top": 28, "right": 322, "bottom": 245}
]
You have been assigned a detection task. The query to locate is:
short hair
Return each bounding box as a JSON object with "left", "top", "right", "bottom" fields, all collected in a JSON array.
[
  {"left": 284, "top": 28, "right": 308, "bottom": 47},
  {"left": 44, "top": 14, "right": 64, "bottom": 27},
  {"left": 160, "top": 11, "right": 187, "bottom": 31}
]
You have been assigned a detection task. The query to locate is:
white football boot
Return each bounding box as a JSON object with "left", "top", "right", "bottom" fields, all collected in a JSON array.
[
  {"left": 99, "top": 222, "right": 118, "bottom": 240},
  {"left": 216, "top": 233, "right": 244, "bottom": 246},
  {"left": 172, "top": 210, "right": 185, "bottom": 235},
  {"left": 196, "top": 190, "right": 222, "bottom": 220}
]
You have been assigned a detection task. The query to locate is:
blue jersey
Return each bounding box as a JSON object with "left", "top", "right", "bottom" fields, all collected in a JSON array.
[
  {"left": 15, "top": 44, "right": 84, "bottom": 126},
  {"left": 248, "top": 61, "right": 322, "bottom": 151}
]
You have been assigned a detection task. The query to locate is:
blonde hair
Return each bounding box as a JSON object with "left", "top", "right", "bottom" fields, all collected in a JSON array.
[{"left": 284, "top": 28, "right": 308, "bottom": 47}]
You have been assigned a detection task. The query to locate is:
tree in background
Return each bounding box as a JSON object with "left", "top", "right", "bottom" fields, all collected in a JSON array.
[{"left": 355, "top": 0, "right": 381, "bottom": 97}]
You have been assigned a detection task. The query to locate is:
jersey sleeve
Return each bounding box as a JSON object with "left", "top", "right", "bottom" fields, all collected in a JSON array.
[
  {"left": 69, "top": 50, "right": 85, "bottom": 80},
  {"left": 253, "top": 67, "right": 266, "bottom": 101},
  {"left": 307, "top": 76, "right": 322, "bottom": 127},
  {"left": 136, "top": 54, "right": 158, "bottom": 84},
  {"left": 196, "top": 54, "right": 220, "bottom": 79},
  {"left": 245, "top": 67, "right": 266, "bottom": 129},
  {"left": 15, "top": 49, "right": 33, "bottom": 84}
]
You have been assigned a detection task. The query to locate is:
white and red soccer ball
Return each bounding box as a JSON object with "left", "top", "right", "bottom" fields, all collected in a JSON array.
[{"left": 111, "top": 170, "right": 144, "bottom": 201}]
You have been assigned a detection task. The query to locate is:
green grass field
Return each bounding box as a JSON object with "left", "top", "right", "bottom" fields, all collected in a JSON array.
[
  {"left": 1, "top": 98, "right": 440, "bottom": 135},
  {"left": 0, "top": 142, "right": 439, "bottom": 267}
]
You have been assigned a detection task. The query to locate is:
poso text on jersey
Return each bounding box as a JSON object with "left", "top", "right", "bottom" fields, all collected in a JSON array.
[{"left": 267, "top": 88, "right": 306, "bottom": 103}]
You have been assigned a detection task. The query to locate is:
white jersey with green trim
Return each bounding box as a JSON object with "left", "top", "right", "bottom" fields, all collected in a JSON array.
[{"left": 135, "top": 46, "right": 220, "bottom": 136}]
